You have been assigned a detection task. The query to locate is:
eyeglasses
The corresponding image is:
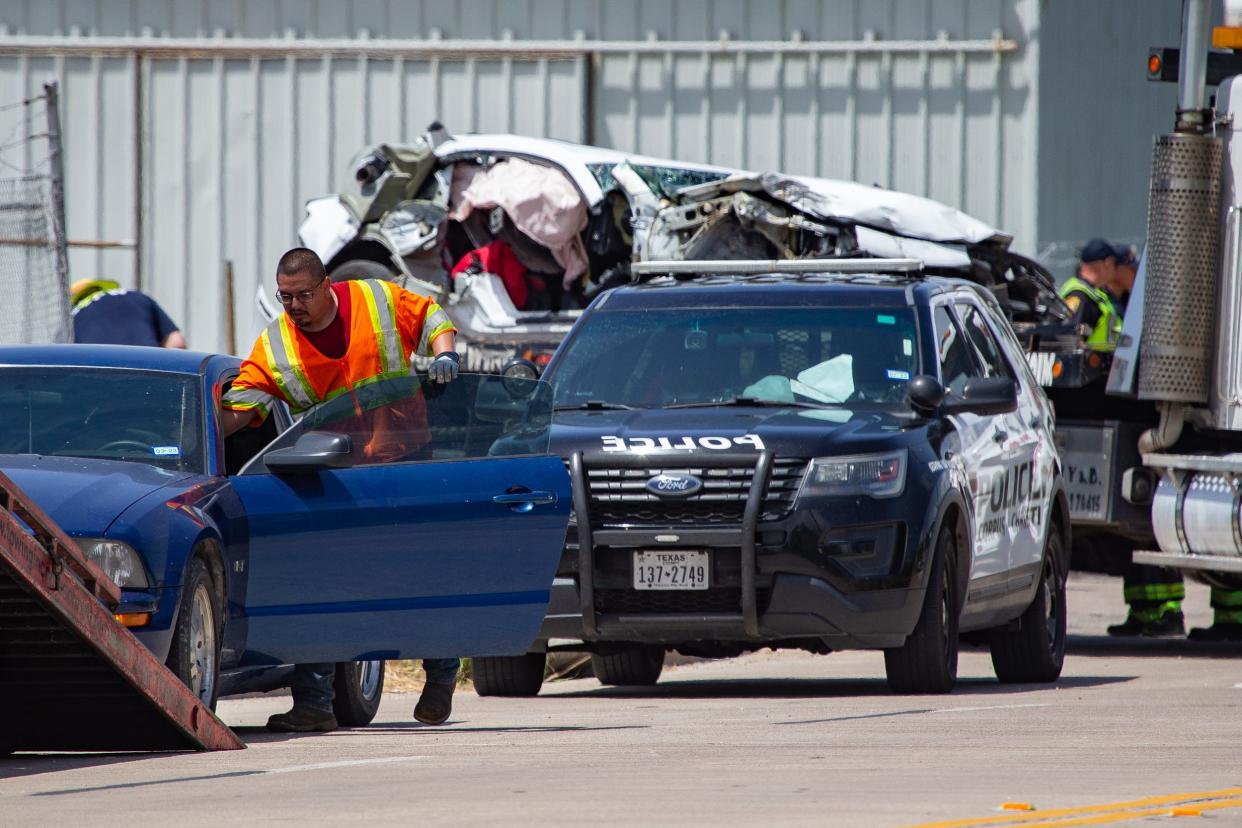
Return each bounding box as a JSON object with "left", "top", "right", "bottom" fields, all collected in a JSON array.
[{"left": 275, "top": 279, "right": 326, "bottom": 306}]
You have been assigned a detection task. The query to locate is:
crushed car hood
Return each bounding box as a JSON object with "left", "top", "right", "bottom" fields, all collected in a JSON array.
[
  {"left": 551, "top": 406, "right": 917, "bottom": 463},
  {"left": 757, "top": 173, "right": 1008, "bottom": 246},
  {"left": 0, "top": 455, "right": 194, "bottom": 536}
]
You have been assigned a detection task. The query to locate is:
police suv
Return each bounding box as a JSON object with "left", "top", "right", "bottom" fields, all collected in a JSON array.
[{"left": 475, "top": 259, "right": 1070, "bottom": 695}]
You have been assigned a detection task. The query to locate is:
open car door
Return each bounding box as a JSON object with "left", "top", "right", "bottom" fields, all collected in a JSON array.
[{"left": 230, "top": 373, "right": 568, "bottom": 666}]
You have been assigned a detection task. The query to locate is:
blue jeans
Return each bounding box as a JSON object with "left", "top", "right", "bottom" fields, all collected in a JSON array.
[{"left": 291, "top": 659, "right": 460, "bottom": 711}]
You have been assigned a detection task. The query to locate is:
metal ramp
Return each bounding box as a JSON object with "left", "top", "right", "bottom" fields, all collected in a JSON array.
[{"left": 0, "top": 471, "right": 243, "bottom": 753}]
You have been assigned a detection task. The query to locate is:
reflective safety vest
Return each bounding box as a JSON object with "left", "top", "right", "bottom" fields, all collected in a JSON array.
[
  {"left": 223, "top": 279, "right": 455, "bottom": 420},
  {"left": 1059, "top": 275, "right": 1121, "bottom": 352}
]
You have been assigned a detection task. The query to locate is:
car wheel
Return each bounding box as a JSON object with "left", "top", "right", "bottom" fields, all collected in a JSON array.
[
  {"left": 990, "top": 528, "right": 1067, "bottom": 683},
  {"left": 330, "top": 258, "right": 399, "bottom": 283},
  {"left": 885, "top": 523, "right": 959, "bottom": 694},
  {"left": 472, "top": 653, "right": 547, "bottom": 697},
  {"left": 166, "top": 556, "right": 221, "bottom": 710},
  {"left": 591, "top": 645, "right": 665, "bottom": 687},
  {"left": 332, "top": 660, "right": 386, "bottom": 726}
]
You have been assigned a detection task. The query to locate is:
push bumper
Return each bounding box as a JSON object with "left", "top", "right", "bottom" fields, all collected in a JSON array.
[{"left": 539, "top": 451, "right": 932, "bottom": 649}]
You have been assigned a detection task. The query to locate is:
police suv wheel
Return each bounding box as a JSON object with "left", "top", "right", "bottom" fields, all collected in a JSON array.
[
  {"left": 473, "top": 653, "right": 547, "bottom": 697},
  {"left": 884, "top": 524, "right": 959, "bottom": 694},
  {"left": 989, "top": 528, "right": 1067, "bottom": 683},
  {"left": 591, "top": 645, "right": 665, "bottom": 687},
  {"left": 332, "top": 660, "right": 385, "bottom": 726}
]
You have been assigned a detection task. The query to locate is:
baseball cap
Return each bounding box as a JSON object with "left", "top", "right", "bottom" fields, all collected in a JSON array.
[
  {"left": 1111, "top": 242, "right": 1138, "bottom": 267},
  {"left": 1080, "top": 238, "right": 1116, "bottom": 263}
]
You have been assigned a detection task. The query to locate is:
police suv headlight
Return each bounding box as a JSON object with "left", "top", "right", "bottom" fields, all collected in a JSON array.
[
  {"left": 799, "top": 450, "right": 907, "bottom": 499},
  {"left": 75, "top": 539, "right": 149, "bottom": 588}
]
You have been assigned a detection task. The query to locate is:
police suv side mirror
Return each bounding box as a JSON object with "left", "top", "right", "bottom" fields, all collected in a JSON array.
[
  {"left": 264, "top": 431, "right": 354, "bottom": 473},
  {"left": 942, "top": 377, "right": 1018, "bottom": 416},
  {"left": 906, "top": 375, "right": 945, "bottom": 415}
]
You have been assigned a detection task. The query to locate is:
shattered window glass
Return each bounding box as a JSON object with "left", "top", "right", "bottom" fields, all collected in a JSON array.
[
  {"left": 630, "top": 165, "right": 728, "bottom": 199},
  {"left": 588, "top": 163, "right": 618, "bottom": 192},
  {"left": 587, "top": 163, "right": 727, "bottom": 199}
]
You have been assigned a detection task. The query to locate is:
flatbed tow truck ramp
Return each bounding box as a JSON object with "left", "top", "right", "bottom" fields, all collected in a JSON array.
[{"left": 0, "top": 471, "right": 243, "bottom": 753}]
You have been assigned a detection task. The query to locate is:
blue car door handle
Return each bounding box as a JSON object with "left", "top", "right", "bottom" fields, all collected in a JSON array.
[{"left": 493, "top": 488, "right": 557, "bottom": 512}]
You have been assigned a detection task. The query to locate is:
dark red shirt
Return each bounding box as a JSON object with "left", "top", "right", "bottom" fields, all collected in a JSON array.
[{"left": 301, "top": 281, "right": 352, "bottom": 360}]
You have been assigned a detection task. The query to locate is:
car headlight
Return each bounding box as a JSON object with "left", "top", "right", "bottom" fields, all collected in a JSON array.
[
  {"left": 798, "top": 450, "right": 907, "bottom": 499},
  {"left": 75, "top": 539, "right": 149, "bottom": 588}
]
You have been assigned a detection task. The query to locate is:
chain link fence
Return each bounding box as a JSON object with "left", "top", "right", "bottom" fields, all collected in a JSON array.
[{"left": 0, "top": 82, "right": 69, "bottom": 345}]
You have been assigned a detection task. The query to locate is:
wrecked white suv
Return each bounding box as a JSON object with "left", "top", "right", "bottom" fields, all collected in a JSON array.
[{"left": 271, "top": 123, "right": 1064, "bottom": 371}]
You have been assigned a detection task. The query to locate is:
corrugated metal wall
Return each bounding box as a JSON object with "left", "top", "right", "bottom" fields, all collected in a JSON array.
[
  {"left": 0, "top": 0, "right": 1153, "bottom": 354},
  {"left": 1036, "top": 0, "right": 1184, "bottom": 278}
]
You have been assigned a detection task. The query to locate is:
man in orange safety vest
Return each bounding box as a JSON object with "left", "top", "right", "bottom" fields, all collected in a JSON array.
[{"left": 222, "top": 247, "right": 461, "bottom": 733}]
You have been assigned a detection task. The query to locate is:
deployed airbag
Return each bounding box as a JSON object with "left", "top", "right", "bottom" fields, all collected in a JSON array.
[{"left": 452, "top": 157, "right": 589, "bottom": 287}]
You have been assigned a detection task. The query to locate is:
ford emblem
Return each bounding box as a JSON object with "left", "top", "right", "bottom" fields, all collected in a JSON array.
[{"left": 646, "top": 473, "right": 703, "bottom": 498}]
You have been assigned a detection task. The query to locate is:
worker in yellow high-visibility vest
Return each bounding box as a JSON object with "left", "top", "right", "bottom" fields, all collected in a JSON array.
[{"left": 1061, "top": 240, "right": 1186, "bottom": 637}]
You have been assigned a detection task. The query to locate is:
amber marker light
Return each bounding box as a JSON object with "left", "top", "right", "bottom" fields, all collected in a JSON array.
[
  {"left": 1213, "top": 26, "right": 1242, "bottom": 49},
  {"left": 115, "top": 613, "right": 151, "bottom": 627},
  {"left": 1148, "top": 53, "right": 1163, "bottom": 76}
]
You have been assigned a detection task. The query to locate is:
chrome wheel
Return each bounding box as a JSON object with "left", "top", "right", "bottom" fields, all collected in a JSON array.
[
  {"left": 358, "top": 660, "right": 382, "bottom": 701},
  {"left": 188, "top": 583, "right": 217, "bottom": 704},
  {"left": 1042, "top": 566, "right": 1058, "bottom": 648}
]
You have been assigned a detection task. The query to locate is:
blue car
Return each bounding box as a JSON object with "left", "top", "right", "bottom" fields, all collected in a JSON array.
[{"left": 0, "top": 345, "right": 569, "bottom": 724}]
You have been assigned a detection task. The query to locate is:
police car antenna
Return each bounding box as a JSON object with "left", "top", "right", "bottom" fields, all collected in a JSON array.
[{"left": 630, "top": 258, "right": 924, "bottom": 278}]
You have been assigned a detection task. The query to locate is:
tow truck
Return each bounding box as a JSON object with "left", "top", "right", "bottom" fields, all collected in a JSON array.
[{"left": 1114, "top": 0, "right": 1242, "bottom": 590}]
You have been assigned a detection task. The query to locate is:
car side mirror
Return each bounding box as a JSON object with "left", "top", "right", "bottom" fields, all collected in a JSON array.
[
  {"left": 942, "top": 377, "right": 1018, "bottom": 416},
  {"left": 264, "top": 431, "right": 354, "bottom": 473},
  {"left": 501, "top": 357, "right": 541, "bottom": 383},
  {"left": 906, "top": 375, "right": 945, "bottom": 415}
]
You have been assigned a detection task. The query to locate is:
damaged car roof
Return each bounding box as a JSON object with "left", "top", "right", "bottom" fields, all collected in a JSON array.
[{"left": 431, "top": 132, "right": 1008, "bottom": 248}]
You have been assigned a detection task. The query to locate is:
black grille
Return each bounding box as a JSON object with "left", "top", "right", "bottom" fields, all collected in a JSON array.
[
  {"left": 584, "top": 458, "right": 808, "bottom": 528},
  {"left": 596, "top": 587, "right": 773, "bottom": 614},
  {"left": 592, "top": 501, "right": 744, "bottom": 525},
  {"left": 762, "top": 458, "right": 808, "bottom": 520}
]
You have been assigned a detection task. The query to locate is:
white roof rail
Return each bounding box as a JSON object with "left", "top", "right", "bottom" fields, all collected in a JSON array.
[{"left": 630, "top": 258, "right": 924, "bottom": 276}]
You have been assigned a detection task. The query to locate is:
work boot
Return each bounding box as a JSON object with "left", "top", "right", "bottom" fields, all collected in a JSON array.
[
  {"left": 413, "top": 682, "right": 454, "bottom": 725},
  {"left": 1107, "top": 612, "right": 1185, "bottom": 638},
  {"left": 266, "top": 705, "right": 338, "bottom": 733},
  {"left": 1188, "top": 622, "right": 1242, "bottom": 643}
]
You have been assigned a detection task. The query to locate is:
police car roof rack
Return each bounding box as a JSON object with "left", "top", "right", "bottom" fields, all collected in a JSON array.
[{"left": 631, "top": 258, "right": 924, "bottom": 279}]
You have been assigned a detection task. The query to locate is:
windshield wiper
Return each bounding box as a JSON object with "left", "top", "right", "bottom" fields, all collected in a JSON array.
[
  {"left": 553, "top": 400, "right": 637, "bottom": 411},
  {"left": 663, "top": 396, "right": 839, "bottom": 410}
]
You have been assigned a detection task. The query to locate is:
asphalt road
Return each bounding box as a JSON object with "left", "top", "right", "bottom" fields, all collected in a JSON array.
[{"left": 3, "top": 573, "right": 1242, "bottom": 827}]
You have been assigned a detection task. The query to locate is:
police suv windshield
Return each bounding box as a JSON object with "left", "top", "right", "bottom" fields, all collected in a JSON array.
[
  {"left": 0, "top": 367, "right": 204, "bottom": 472},
  {"left": 549, "top": 306, "right": 921, "bottom": 410}
]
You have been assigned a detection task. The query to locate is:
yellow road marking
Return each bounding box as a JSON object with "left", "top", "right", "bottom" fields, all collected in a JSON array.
[
  {"left": 909, "top": 787, "right": 1242, "bottom": 828},
  {"left": 1006, "top": 797, "right": 1242, "bottom": 827}
]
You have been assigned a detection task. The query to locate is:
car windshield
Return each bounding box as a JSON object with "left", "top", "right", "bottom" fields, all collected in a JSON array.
[
  {"left": 0, "top": 367, "right": 204, "bottom": 473},
  {"left": 548, "top": 306, "right": 921, "bottom": 410}
]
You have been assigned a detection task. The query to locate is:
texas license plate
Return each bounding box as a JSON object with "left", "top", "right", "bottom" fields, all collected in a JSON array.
[{"left": 633, "top": 550, "right": 710, "bottom": 590}]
